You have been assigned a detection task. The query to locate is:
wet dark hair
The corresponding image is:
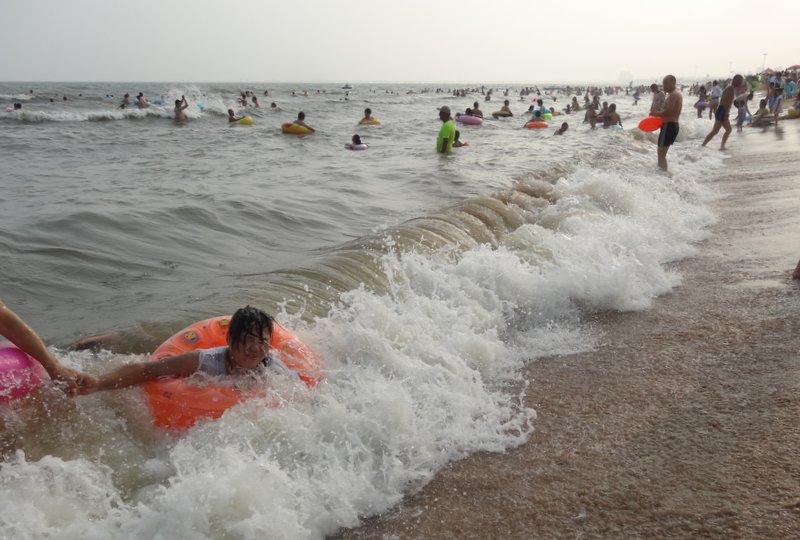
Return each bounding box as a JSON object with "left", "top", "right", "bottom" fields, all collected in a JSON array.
[
  {"left": 352, "top": 134, "right": 362, "bottom": 144},
  {"left": 298, "top": 111, "right": 305, "bottom": 120},
  {"left": 228, "top": 305, "right": 274, "bottom": 349},
  {"left": 175, "top": 99, "right": 182, "bottom": 106},
  {"left": 364, "top": 108, "right": 371, "bottom": 115}
]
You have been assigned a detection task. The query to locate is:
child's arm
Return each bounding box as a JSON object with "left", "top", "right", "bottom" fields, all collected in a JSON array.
[{"left": 80, "top": 352, "right": 200, "bottom": 394}]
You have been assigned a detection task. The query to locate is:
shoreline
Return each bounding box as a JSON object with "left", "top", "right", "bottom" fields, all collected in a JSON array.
[{"left": 336, "top": 121, "right": 800, "bottom": 538}]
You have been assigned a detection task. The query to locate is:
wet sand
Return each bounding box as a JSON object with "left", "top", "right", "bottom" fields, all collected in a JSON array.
[{"left": 337, "top": 121, "right": 800, "bottom": 538}]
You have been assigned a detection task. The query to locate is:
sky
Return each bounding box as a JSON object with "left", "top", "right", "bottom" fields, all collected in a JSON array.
[{"left": 1, "top": 0, "right": 797, "bottom": 84}]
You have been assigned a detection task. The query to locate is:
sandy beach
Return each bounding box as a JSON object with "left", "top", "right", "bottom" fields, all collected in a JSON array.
[{"left": 337, "top": 120, "right": 800, "bottom": 539}]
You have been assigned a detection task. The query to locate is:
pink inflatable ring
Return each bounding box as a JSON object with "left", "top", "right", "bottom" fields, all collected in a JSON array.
[{"left": 0, "top": 341, "right": 47, "bottom": 401}]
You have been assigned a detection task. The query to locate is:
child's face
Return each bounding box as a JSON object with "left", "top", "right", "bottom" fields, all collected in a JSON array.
[{"left": 230, "top": 327, "right": 270, "bottom": 370}]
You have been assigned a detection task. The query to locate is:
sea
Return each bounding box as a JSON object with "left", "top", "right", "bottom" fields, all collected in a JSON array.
[{"left": 0, "top": 82, "right": 724, "bottom": 539}]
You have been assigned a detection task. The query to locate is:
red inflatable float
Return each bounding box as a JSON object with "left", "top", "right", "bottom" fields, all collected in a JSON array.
[{"left": 638, "top": 116, "right": 664, "bottom": 132}]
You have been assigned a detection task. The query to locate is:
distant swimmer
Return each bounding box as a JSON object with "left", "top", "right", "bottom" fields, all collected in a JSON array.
[
  {"left": 0, "top": 297, "right": 93, "bottom": 394},
  {"left": 471, "top": 101, "right": 484, "bottom": 118},
  {"left": 554, "top": 122, "right": 569, "bottom": 135},
  {"left": 603, "top": 104, "right": 621, "bottom": 128},
  {"left": 119, "top": 93, "right": 130, "bottom": 109},
  {"left": 136, "top": 92, "right": 148, "bottom": 109},
  {"left": 436, "top": 105, "right": 455, "bottom": 153},
  {"left": 252, "top": 95, "right": 260, "bottom": 108},
  {"left": 649, "top": 83, "right": 665, "bottom": 115},
  {"left": 227, "top": 108, "right": 243, "bottom": 122},
  {"left": 345, "top": 134, "right": 367, "bottom": 150},
  {"left": 270, "top": 102, "right": 281, "bottom": 111},
  {"left": 571, "top": 96, "right": 581, "bottom": 111},
  {"left": 292, "top": 111, "right": 315, "bottom": 132},
  {"left": 360, "top": 108, "right": 375, "bottom": 123},
  {"left": 651, "top": 74, "right": 683, "bottom": 171},
  {"left": 702, "top": 74, "right": 742, "bottom": 150},
  {"left": 453, "top": 130, "right": 468, "bottom": 148},
  {"left": 584, "top": 104, "right": 598, "bottom": 128},
  {"left": 174, "top": 95, "right": 189, "bottom": 121},
  {"left": 500, "top": 99, "right": 513, "bottom": 116}
]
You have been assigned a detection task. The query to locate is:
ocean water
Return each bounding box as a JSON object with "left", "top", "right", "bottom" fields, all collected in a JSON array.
[{"left": 1, "top": 82, "right": 724, "bottom": 539}]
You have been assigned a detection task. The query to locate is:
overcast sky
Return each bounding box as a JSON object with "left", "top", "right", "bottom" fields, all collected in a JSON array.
[{"left": 2, "top": 0, "right": 796, "bottom": 83}]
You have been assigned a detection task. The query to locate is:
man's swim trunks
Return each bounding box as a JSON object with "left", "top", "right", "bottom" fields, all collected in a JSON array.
[
  {"left": 658, "top": 122, "right": 679, "bottom": 147},
  {"left": 715, "top": 106, "right": 727, "bottom": 123}
]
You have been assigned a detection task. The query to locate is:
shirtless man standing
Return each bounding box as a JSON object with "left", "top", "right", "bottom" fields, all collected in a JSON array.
[
  {"left": 652, "top": 74, "right": 683, "bottom": 172},
  {"left": 174, "top": 95, "right": 189, "bottom": 121},
  {"left": 649, "top": 83, "right": 665, "bottom": 115},
  {"left": 702, "top": 75, "right": 742, "bottom": 150}
]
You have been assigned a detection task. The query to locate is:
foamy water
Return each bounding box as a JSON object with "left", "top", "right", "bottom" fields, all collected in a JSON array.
[{"left": 1, "top": 82, "right": 725, "bottom": 539}]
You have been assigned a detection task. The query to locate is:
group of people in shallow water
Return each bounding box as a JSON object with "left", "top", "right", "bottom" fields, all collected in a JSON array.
[{"left": 0, "top": 298, "right": 287, "bottom": 398}]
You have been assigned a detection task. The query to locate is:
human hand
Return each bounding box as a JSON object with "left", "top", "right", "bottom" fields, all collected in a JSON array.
[{"left": 75, "top": 373, "right": 100, "bottom": 396}]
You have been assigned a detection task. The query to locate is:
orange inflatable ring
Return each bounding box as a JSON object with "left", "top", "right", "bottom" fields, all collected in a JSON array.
[
  {"left": 637, "top": 116, "right": 664, "bottom": 132},
  {"left": 144, "top": 316, "right": 322, "bottom": 429},
  {"left": 524, "top": 121, "right": 549, "bottom": 129}
]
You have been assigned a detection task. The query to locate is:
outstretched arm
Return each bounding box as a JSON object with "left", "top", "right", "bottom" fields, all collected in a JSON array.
[
  {"left": 0, "top": 299, "right": 88, "bottom": 392},
  {"left": 79, "top": 351, "right": 200, "bottom": 394}
]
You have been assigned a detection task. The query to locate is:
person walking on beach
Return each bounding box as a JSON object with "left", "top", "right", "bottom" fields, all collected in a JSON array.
[
  {"left": 436, "top": 106, "right": 455, "bottom": 153},
  {"left": 651, "top": 74, "right": 682, "bottom": 172},
  {"left": 702, "top": 75, "right": 743, "bottom": 150}
]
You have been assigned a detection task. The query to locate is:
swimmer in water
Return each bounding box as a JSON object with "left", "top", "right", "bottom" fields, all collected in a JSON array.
[
  {"left": 584, "top": 104, "right": 598, "bottom": 128},
  {"left": 554, "top": 122, "right": 568, "bottom": 135},
  {"left": 345, "top": 134, "right": 367, "bottom": 150},
  {"left": 270, "top": 102, "right": 280, "bottom": 111},
  {"left": 227, "top": 109, "right": 243, "bottom": 122},
  {"left": 293, "top": 111, "right": 315, "bottom": 132},
  {"left": 436, "top": 105, "right": 455, "bottom": 153},
  {"left": 471, "top": 101, "right": 483, "bottom": 118},
  {"left": 453, "top": 130, "right": 468, "bottom": 148},
  {"left": 136, "top": 92, "right": 148, "bottom": 109},
  {"left": 603, "top": 104, "right": 621, "bottom": 128},
  {"left": 77, "top": 307, "right": 298, "bottom": 395},
  {"left": 360, "top": 108, "right": 375, "bottom": 123},
  {"left": 119, "top": 93, "right": 130, "bottom": 109},
  {"left": 174, "top": 95, "right": 189, "bottom": 121},
  {"left": 500, "top": 99, "right": 513, "bottom": 116},
  {"left": 252, "top": 95, "right": 260, "bottom": 108}
]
